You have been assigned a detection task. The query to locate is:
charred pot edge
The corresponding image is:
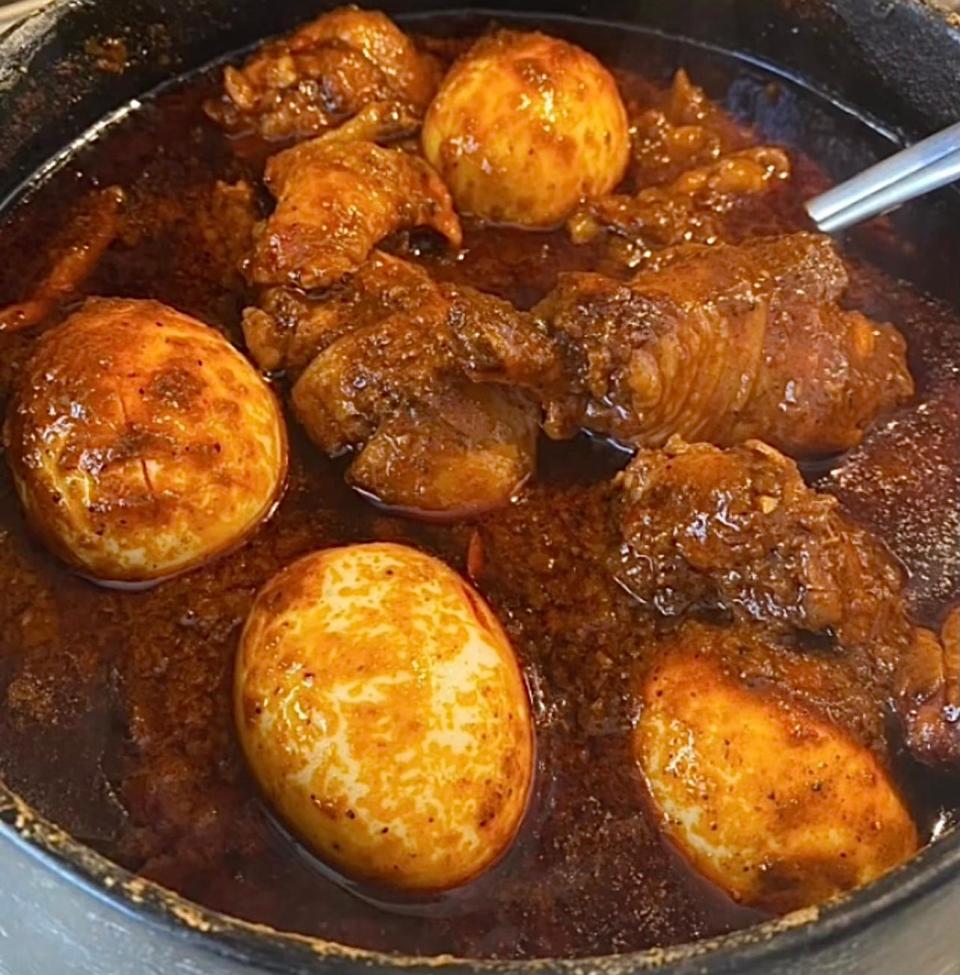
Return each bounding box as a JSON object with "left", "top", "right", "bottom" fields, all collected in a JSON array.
[{"left": 1, "top": 773, "right": 959, "bottom": 973}]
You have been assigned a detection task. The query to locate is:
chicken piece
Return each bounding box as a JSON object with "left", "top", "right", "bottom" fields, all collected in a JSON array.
[
  {"left": 243, "top": 250, "right": 559, "bottom": 384},
  {"left": 630, "top": 69, "right": 748, "bottom": 188},
  {"left": 666, "top": 145, "right": 789, "bottom": 200},
  {"left": 443, "top": 282, "right": 564, "bottom": 389},
  {"left": 290, "top": 314, "right": 540, "bottom": 518},
  {"left": 315, "top": 99, "right": 421, "bottom": 145},
  {"left": 897, "top": 611, "right": 960, "bottom": 771},
  {"left": 217, "top": 43, "right": 393, "bottom": 141},
  {"left": 0, "top": 186, "right": 125, "bottom": 334},
  {"left": 280, "top": 7, "right": 440, "bottom": 108},
  {"left": 617, "top": 437, "right": 960, "bottom": 770},
  {"left": 616, "top": 438, "right": 904, "bottom": 641},
  {"left": 349, "top": 383, "right": 539, "bottom": 516},
  {"left": 243, "top": 250, "right": 447, "bottom": 374},
  {"left": 205, "top": 6, "right": 441, "bottom": 141},
  {"left": 567, "top": 146, "right": 790, "bottom": 257},
  {"left": 244, "top": 252, "right": 550, "bottom": 518},
  {"left": 247, "top": 140, "right": 461, "bottom": 290},
  {"left": 291, "top": 305, "right": 450, "bottom": 454},
  {"left": 636, "top": 620, "right": 917, "bottom": 912},
  {"left": 283, "top": 265, "right": 546, "bottom": 454},
  {"left": 574, "top": 68, "right": 790, "bottom": 266},
  {"left": 534, "top": 233, "right": 913, "bottom": 456}
]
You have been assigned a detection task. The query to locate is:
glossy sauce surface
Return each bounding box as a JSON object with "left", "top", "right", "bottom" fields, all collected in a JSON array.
[{"left": 0, "top": 17, "right": 958, "bottom": 960}]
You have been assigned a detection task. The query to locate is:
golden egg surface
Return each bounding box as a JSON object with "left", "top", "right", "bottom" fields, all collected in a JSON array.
[
  {"left": 4, "top": 298, "right": 287, "bottom": 585},
  {"left": 635, "top": 643, "right": 918, "bottom": 912},
  {"left": 235, "top": 542, "right": 534, "bottom": 891},
  {"left": 422, "top": 30, "right": 630, "bottom": 227}
]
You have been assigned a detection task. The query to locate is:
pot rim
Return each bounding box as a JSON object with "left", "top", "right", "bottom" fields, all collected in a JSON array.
[
  {"left": 0, "top": 0, "right": 959, "bottom": 971},
  {"left": 3, "top": 772, "right": 960, "bottom": 973}
]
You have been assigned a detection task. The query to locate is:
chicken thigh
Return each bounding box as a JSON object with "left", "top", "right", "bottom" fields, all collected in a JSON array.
[
  {"left": 247, "top": 139, "right": 462, "bottom": 290},
  {"left": 534, "top": 233, "right": 913, "bottom": 456},
  {"left": 567, "top": 146, "right": 790, "bottom": 258},
  {"left": 205, "top": 6, "right": 441, "bottom": 141},
  {"left": 243, "top": 252, "right": 550, "bottom": 517}
]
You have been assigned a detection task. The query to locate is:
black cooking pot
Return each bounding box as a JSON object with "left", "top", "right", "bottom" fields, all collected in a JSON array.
[{"left": 1, "top": 2, "right": 959, "bottom": 973}]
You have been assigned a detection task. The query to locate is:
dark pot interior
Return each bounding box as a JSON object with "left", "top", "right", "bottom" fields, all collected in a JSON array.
[{"left": 1, "top": 1, "right": 959, "bottom": 972}]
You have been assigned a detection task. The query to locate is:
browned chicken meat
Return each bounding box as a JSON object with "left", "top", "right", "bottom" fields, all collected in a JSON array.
[
  {"left": 243, "top": 252, "right": 555, "bottom": 517},
  {"left": 534, "top": 232, "right": 913, "bottom": 456},
  {"left": 243, "top": 250, "right": 559, "bottom": 381},
  {"left": 617, "top": 437, "right": 904, "bottom": 634},
  {"left": 570, "top": 70, "right": 790, "bottom": 267},
  {"left": 289, "top": 291, "right": 456, "bottom": 454},
  {"left": 312, "top": 98, "right": 422, "bottom": 145},
  {"left": 629, "top": 68, "right": 749, "bottom": 188},
  {"left": 205, "top": 6, "right": 442, "bottom": 141},
  {"left": 247, "top": 139, "right": 462, "bottom": 290},
  {"left": 329, "top": 382, "right": 539, "bottom": 517},
  {"left": 616, "top": 437, "right": 960, "bottom": 771},
  {"left": 0, "top": 186, "right": 125, "bottom": 334},
  {"left": 243, "top": 247, "right": 446, "bottom": 373},
  {"left": 567, "top": 146, "right": 790, "bottom": 260}
]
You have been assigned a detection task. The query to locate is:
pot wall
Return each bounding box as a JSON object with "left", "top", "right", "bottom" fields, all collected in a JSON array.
[
  {"left": 3, "top": 821, "right": 960, "bottom": 975},
  {"left": 5, "top": 0, "right": 960, "bottom": 207}
]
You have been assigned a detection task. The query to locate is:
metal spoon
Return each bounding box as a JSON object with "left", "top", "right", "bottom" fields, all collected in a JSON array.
[{"left": 806, "top": 120, "right": 960, "bottom": 233}]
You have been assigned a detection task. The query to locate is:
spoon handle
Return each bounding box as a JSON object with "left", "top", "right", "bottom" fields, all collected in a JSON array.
[{"left": 806, "top": 120, "right": 960, "bottom": 233}]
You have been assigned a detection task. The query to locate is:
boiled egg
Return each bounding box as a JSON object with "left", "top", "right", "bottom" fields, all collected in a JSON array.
[
  {"left": 422, "top": 30, "right": 630, "bottom": 227},
  {"left": 635, "top": 629, "right": 918, "bottom": 912},
  {"left": 4, "top": 298, "right": 287, "bottom": 586},
  {"left": 235, "top": 542, "right": 534, "bottom": 891}
]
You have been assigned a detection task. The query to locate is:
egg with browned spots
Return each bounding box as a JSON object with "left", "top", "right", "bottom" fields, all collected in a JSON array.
[
  {"left": 421, "top": 30, "right": 630, "bottom": 227},
  {"left": 4, "top": 298, "right": 287, "bottom": 586},
  {"left": 235, "top": 542, "right": 534, "bottom": 891},
  {"left": 635, "top": 628, "right": 918, "bottom": 913}
]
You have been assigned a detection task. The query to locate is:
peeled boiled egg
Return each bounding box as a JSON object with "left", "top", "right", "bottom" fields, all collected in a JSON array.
[
  {"left": 4, "top": 298, "right": 287, "bottom": 586},
  {"left": 421, "top": 30, "right": 630, "bottom": 227},
  {"left": 635, "top": 631, "right": 918, "bottom": 912},
  {"left": 235, "top": 542, "right": 534, "bottom": 891}
]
